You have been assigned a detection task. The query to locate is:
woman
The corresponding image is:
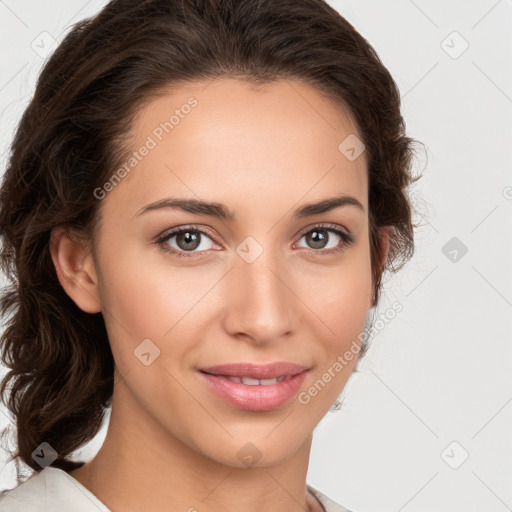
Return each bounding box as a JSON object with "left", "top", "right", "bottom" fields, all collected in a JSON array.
[{"left": 0, "top": 0, "right": 423, "bottom": 510}]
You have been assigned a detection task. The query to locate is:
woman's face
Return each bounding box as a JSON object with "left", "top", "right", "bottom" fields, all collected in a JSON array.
[{"left": 81, "top": 78, "right": 383, "bottom": 467}]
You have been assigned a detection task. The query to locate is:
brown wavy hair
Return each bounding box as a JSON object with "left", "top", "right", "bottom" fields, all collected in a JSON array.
[{"left": 0, "top": 0, "right": 424, "bottom": 486}]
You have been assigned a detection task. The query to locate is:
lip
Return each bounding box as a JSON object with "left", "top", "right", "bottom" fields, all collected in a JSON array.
[{"left": 198, "top": 362, "right": 309, "bottom": 412}]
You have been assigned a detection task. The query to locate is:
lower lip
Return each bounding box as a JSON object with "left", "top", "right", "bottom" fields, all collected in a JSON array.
[{"left": 199, "top": 371, "right": 309, "bottom": 412}]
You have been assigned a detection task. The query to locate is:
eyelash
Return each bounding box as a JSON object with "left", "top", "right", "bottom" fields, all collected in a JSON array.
[{"left": 154, "top": 223, "right": 355, "bottom": 259}]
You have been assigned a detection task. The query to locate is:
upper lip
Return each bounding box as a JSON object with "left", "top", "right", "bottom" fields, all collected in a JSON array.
[{"left": 199, "top": 362, "right": 308, "bottom": 380}]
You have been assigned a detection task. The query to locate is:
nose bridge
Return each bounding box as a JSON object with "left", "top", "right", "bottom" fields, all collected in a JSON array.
[{"left": 224, "top": 240, "right": 293, "bottom": 342}]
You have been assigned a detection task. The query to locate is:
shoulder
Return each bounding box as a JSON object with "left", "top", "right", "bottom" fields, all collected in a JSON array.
[
  {"left": 0, "top": 469, "right": 48, "bottom": 511},
  {"left": 0, "top": 467, "right": 110, "bottom": 512},
  {"left": 307, "top": 484, "right": 354, "bottom": 512}
]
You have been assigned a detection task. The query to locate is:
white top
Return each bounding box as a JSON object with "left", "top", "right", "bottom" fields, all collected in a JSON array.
[{"left": 0, "top": 466, "right": 352, "bottom": 512}]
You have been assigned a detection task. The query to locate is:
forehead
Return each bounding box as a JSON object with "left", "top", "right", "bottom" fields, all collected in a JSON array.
[{"left": 100, "top": 78, "right": 368, "bottom": 221}]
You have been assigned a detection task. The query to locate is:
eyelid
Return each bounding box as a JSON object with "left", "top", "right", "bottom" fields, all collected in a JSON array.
[
  {"left": 155, "top": 224, "right": 220, "bottom": 249},
  {"left": 296, "top": 222, "right": 350, "bottom": 239}
]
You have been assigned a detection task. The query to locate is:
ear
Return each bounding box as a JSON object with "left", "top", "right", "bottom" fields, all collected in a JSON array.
[
  {"left": 371, "top": 225, "right": 392, "bottom": 308},
  {"left": 49, "top": 225, "right": 102, "bottom": 314}
]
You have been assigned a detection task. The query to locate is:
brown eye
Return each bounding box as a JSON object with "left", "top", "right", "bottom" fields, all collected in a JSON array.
[
  {"left": 156, "top": 226, "right": 217, "bottom": 258},
  {"left": 174, "top": 230, "right": 201, "bottom": 251},
  {"left": 303, "top": 228, "right": 331, "bottom": 249},
  {"left": 296, "top": 224, "right": 355, "bottom": 255}
]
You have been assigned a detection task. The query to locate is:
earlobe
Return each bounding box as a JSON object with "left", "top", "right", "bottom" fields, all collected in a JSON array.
[{"left": 49, "top": 225, "right": 102, "bottom": 314}]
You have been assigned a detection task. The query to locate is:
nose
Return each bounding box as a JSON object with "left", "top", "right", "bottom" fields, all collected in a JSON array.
[{"left": 221, "top": 248, "right": 295, "bottom": 346}]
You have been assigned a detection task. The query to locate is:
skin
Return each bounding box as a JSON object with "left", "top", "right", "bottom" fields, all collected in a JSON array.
[{"left": 50, "top": 77, "right": 390, "bottom": 512}]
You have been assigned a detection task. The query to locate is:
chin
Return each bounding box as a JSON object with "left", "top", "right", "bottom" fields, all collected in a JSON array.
[{"left": 200, "top": 432, "right": 310, "bottom": 469}]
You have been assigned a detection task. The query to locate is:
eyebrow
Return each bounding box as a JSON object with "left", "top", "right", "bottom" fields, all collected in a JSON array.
[{"left": 135, "top": 193, "right": 365, "bottom": 220}]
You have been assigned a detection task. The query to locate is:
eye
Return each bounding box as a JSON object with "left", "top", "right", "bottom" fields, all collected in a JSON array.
[
  {"left": 155, "top": 225, "right": 218, "bottom": 258},
  {"left": 295, "top": 223, "right": 355, "bottom": 255}
]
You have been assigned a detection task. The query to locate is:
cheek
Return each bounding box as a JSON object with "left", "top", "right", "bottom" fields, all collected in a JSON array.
[
  {"left": 304, "top": 248, "right": 372, "bottom": 323},
  {"left": 95, "top": 243, "right": 177, "bottom": 353},
  {"left": 98, "top": 235, "right": 170, "bottom": 323},
  {"left": 96, "top": 243, "right": 217, "bottom": 366},
  {"left": 307, "top": 252, "right": 373, "bottom": 368}
]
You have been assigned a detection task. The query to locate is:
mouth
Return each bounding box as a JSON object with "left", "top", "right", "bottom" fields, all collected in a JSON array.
[{"left": 198, "top": 362, "right": 309, "bottom": 412}]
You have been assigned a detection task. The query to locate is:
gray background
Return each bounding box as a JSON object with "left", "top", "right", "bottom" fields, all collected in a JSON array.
[{"left": 0, "top": 1, "right": 511, "bottom": 510}]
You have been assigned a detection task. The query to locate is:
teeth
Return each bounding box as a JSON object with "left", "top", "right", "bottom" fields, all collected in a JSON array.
[
  {"left": 241, "top": 377, "right": 261, "bottom": 386},
  {"left": 224, "top": 376, "right": 287, "bottom": 385}
]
